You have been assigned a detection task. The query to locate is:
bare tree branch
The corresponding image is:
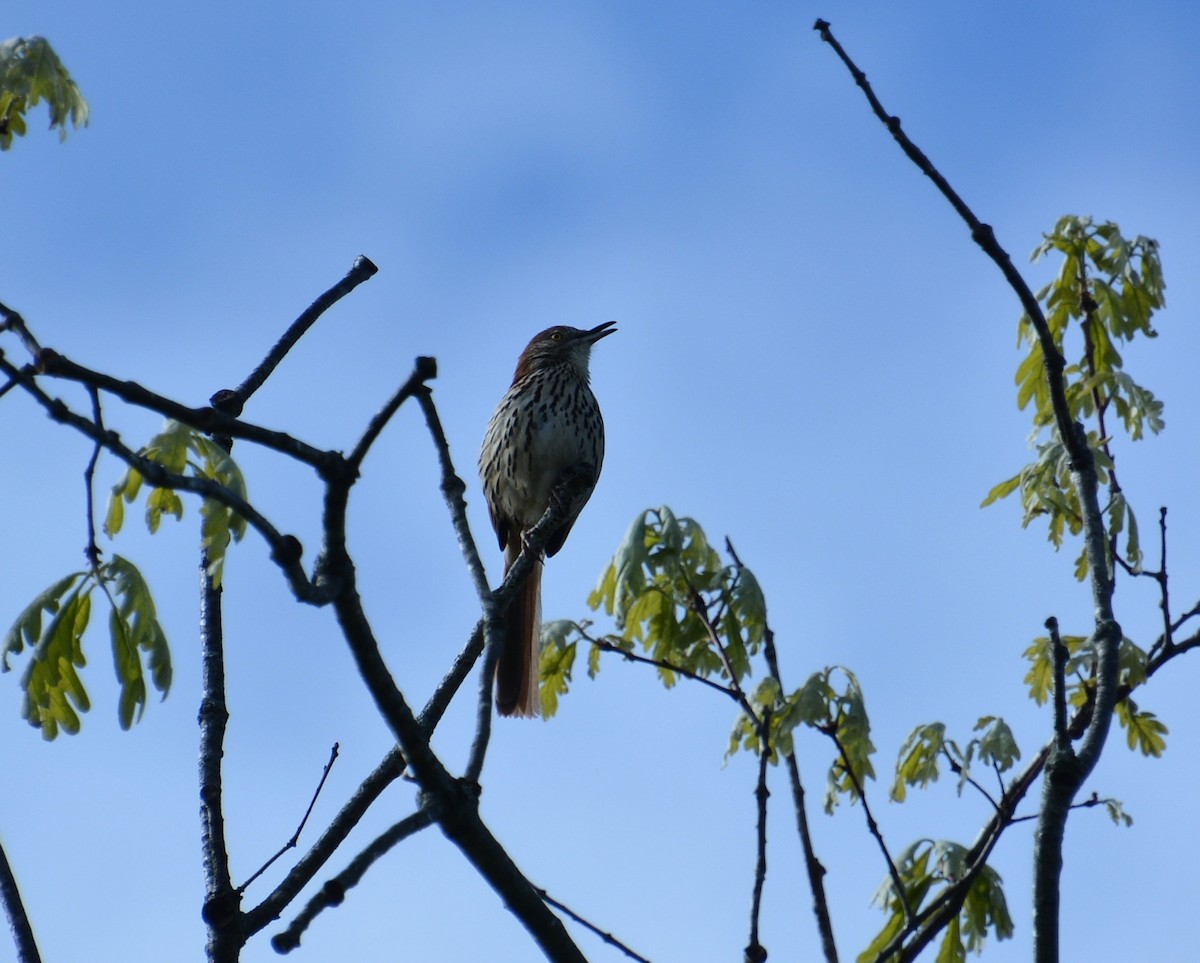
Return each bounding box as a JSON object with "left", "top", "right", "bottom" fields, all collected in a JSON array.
[
  {"left": 32, "top": 349, "right": 337, "bottom": 474},
  {"left": 271, "top": 808, "right": 437, "bottom": 954},
  {"left": 536, "top": 887, "right": 652, "bottom": 963},
  {"left": 199, "top": 562, "right": 239, "bottom": 963},
  {"left": 0, "top": 836, "right": 41, "bottom": 963},
  {"left": 227, "top": 256, "right": 378, "bottom": 408},
  {"left": 745, "top": 708, "right": 771, "bottom": 963},
  {"left": 238, "top": 744, "right": 340, "bottom": 894},
  {"left": 759, "top": 626, "right": 839, "bottom": 963}
]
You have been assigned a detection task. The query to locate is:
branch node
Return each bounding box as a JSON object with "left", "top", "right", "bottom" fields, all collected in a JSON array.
[
  {"left": 35, "top": 346, "right": 60, "bottom": 373},
  {"left": 272, "top": 535, "right": 304, "bottom": 566},
  {"left": 209, "top": 388, "right": 245, "bottom": 417},
  {"left": 415, "top": 355, "right": 438, "bottom": 380}
]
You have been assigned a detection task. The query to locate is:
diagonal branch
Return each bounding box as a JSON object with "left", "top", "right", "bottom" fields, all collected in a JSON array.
[
  {"left": 228, "top": 255, "right": 378, "bottom": 407},
  {"left": 270, "top": 807, "right": 437, "bottom": 954},
  {"left": 0, "top": 354, "right": 322, "bottom": 604},
  {"left": 536, "top": 887, "right": 652, "bottom": 963},
  {"left": 347, "top": 357, "right": 437, "bottom": 473},
  {"left": 0, "top": 835, "right": 41, "bottom": 963},
  {"left": 32, "top": 349, "right": 337, "bottom": 474},
  {"left": 814, "top": 22, "right": 1121, "bottom": 962},
  {"left": 238, "top": 744, "right": 340, "bottom": 894}
]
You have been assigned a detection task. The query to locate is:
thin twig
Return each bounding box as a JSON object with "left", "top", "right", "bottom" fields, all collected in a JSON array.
[
  {"left": 1009, "top": 793, "right": 1118, "bottom": 825},
  {"left": 727, "top": 539, "right": 839, "bottom": 962},
  {"left": 828, "top": 728, "right": 912, "bottom": 926},
  {"left": 239, "top": 744, "right": 340, "bottom": 893},
  {"left": 0, "top": 301, "right": 43, "bottom": 355},
  {"left": 82, "top": 386, "right": 104, "bottom": 570},
  {"left": 1046, "top": 618, "right": 1070, "bottom": 751},
  {"left": 1152, "top": 507, "right": 1173, "bottom": 654},
  {"left": 415, "top": 388, "right": 493, "bottom": 604},
  {"left": 244, "top": 620, "right": 488, "bottom": 939},
  {"left": 34, "top": 350, "right": 336, "bottom": 474},
  {"left": 463, "top": 481, "right": 580, "bottom": 784},
  {"left": 346, "top": 356, "right": 438, "bottom": 473},
  {"left": 939, "top": 748, "right": 1001, "bottom": 813},
  {"left": 580, "top": 626, "right": 739, "bottom": 698},
  {"left": 688, "top": 586, "right": 761, "bottom": 728},
  {"left": 745, "top": 708, "right": 771, "bottom": 963},
  {"left": 536, "top": 888, "right": 653, "bottom": 963},
  {"left": 232, "top": 256, "right": 378, "bottom": 406}
]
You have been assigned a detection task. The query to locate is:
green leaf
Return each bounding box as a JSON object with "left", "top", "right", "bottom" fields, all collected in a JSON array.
[
  {"left": 106, "top": 420, "right": 249, "bottom": 587},
  {"left": 19, "top": 583, "right": 93, "bottom": 738},
  {"left": 892, "top": 722, "right": 945, "bottom": 802},
  {"left": 3, "top": 571, "right": 85, "bottom": 669},
  {"left": 104, "top": 555, "right": 173, "bottom": 728},
  {"left": 961, "top": 863, "right": 1014, "bottom": 951},
  {"left": 1115, "top": 697, "right": 1167, "bottom": 757},
  {"left": 974, "top": 716, "right": 1020, "bottom": 773},
  {"left": 1104, "top": 798, "right": 1134, "bottom": 827},
  {"left": 935, "top": 915, "right": 966, "bottom": 963},
  {"left": 979, "top": 474, "right": 1020, "bottom": 508},
  {"left": 998, "top": 216, "right": 1167, "bottom": 580},
  {"left": 537, "top": 621, "right": 577, "bottom": 719},
  {"left": 0, "top": 36, "right": 89, "bottom": 151}
]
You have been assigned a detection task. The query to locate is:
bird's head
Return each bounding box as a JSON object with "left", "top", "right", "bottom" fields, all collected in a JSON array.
[{"left": 513, "top": 321, "right": 617, "bottom": 382}]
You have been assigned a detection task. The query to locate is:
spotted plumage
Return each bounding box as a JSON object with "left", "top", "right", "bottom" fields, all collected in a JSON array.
[{"left": 479, "top": 321, "right": 615, "bottom": 716}]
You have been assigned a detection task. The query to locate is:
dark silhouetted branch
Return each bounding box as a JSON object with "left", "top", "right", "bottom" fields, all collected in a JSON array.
[
  {"left": 271, "top": 807, "right": 436, "bottom": 954},
  {"left": 230, "top": 255, "right": 378, "bottom": 405},
  {"left": 238, "top": 744, "right": 340, "bottom": 894},
  {"left": 745, "top": 709, "right": 771, "bottom": 963},
  {"left": 0, "top": 836, "right": 41, "bottom": 963},
  {"left": 536, "top": 887, "right": 652, "bottom": 963}
]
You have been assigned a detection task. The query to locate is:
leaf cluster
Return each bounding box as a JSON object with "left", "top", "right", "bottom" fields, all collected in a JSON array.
[
  {"left": 2, "top": 556, "right": 171, "bottom": 738},
  {"left": 861, "top": 840, "right": 1013, "bottom": 963},
  {"left": 1022, "top": 633, "right": 1166, "bottom": 756},
  {"left": 551, "top": 507, "right": 1028, "bottom": 958},
  {"left": 106, "top": 419, "right": 249, "bottom": 586},
  {"left": 539, "top": 506, "right": 766, "bottom": 713},
  {"left": 983, "top": 215, "right": 1165, "bottom": 579},
  {"left": 0, "top": 36, "right": 89, "bottom": 150},
  {"left": 731, "top": 667, "right": 876, "bottom": 815},
  {"left": 891, "top": 717, "right": 1019, "bottom": 803}
]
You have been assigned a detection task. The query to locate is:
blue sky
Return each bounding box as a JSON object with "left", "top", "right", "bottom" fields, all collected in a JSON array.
[{"left": 4, "top": 2, "right": 1199, "bottom": 961}]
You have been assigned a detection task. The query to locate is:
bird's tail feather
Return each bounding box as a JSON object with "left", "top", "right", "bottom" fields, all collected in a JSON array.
[{"left": 496, "top": 552, "right": 542, "bottom": 717}]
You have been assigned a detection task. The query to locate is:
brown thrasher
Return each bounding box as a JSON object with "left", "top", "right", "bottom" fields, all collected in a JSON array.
[{"left": 479, "top": 321, "right": 616, "bottom": 716}]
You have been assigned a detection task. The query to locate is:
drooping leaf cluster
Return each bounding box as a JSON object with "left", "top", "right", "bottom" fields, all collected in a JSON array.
[
  {"left": 3, "top": 420, "right": 247, "bottom": 735},
  {"left": 859, "top": 840, "right": 1014, "bottom": 963},
  {"left": 982, "top": 215, "right": 1165, "bottom": 580},
  {"left": 2, "top": 556, "right": 171, "bottom": 738},
  {"left": 106, "top": 419, "right": 249, "bottom": 586},
  {"left": 0, "top": 36, "right": 89, "bottom": 150}
]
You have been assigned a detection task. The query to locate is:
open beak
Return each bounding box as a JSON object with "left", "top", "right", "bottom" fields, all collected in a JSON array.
[{"left": 581, "top": 320, "right": 618, "bottom": 343}]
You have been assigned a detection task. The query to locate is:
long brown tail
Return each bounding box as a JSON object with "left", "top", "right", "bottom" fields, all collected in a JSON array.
[{"left": 496, "top": 550, "right": 542, "bottom": 717}]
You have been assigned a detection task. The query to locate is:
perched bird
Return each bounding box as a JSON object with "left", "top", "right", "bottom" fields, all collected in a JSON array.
[{"left": 479, "top": 321, "right": 616, "bottom": 716}]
